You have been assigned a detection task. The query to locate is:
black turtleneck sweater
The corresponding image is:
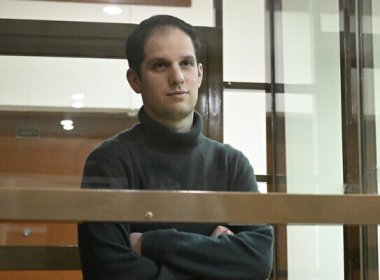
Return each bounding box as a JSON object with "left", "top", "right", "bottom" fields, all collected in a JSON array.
[{"left": 78, "top": 107, "right": 273, "bottom": 280}]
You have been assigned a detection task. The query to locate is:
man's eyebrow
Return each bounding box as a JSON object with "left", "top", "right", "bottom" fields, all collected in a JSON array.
[
  {"left": 181, "top": 55, "right": 196, "bottom": 61},
  {"left": 146, "top": 57, "right": 166, "bottom": 63},
  {"left": 146, "top": 55, "right": 196, "bottom": 63}
]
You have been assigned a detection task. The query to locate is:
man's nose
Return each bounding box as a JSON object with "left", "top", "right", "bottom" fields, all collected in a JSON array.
[{"left": 168, "top": 65, "right": 185, "bottom": 85}]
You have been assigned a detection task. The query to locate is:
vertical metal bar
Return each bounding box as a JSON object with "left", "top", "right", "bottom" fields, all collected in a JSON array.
[
  {"left": 356, "top": 0, "right": 379, "bottom": 278},
  {"left": 340, "top": 0, "right": 363, "bottom": 278},
  {"left": 269, "top": 1, "right": 277, "bottom": 194},
  {"left": 354, "top": 0, "right": 364, "bottom": 194},
  {"left": 341, "top": 0, "right": 378, "bottom": 278},
  {"left": 266, "top": 0, "right": 288, "bottom": 279},
  {"left": 270, "top": 2, "right": 279, "bottom": 279},
  {"left": 265, "top": 1, "right": 277, "bottom": 279},
  {"left": 213, "top": 0, "right": 223, "bottom": 28},
  {"left": 355, "top": 3, "right": 367, "bottom": 279}
]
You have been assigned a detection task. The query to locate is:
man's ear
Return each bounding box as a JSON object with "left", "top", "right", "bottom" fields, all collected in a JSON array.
[
  {"left": 126, "top": 69, "right": 142, "bottom": 93},
  {"left": 197, "top": 63, "right": 203, "bottom": 88}
]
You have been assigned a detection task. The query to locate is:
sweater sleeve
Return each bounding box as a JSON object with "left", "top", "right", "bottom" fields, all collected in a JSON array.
[
  {"left": 78, "top": 222, "right": 197, "bottom": 280},
  {"left": 142, "top": 225, "right": 273, "bottom": 280},
  {"left": 78, "top": 151, "right": 197, "bottom": 280}
]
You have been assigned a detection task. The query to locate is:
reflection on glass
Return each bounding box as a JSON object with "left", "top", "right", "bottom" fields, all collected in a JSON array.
[
  {"left": 279, "top": 0, "right": 344, "bottom": 278},
  {"left": 371, "top": 0, "right": 380, "bottom": 274},
  {"left": 0, "top": 0, "right": 215, "bottom": 26},
  {"left": 223, "top": 89, "right": 267, "bottom": 177},
  {"left": 0, "top": 1, "right": 215, "bottom": 279},
  {"left": 372, "top": 1, "right": 380, "bottom": 199},
  {"left": 0, "top": 55, "right": 142, "bottom": 111},
  {"left": 223, "top": 0, "right": 265, "bottom": 82}
]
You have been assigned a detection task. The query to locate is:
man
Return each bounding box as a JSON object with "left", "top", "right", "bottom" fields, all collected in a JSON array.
[{"left": 78, "top": 15, "right": 273, "bottom": 280}]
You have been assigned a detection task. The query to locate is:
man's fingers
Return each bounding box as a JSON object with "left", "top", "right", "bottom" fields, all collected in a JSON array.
[{"left": 211, "top": 225, "right": 234, "bottom": 237}]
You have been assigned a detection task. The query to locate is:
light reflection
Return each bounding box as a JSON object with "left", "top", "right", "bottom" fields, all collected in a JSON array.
[
  {"left": 102, "top": 5, "right": 123, "bottom": 15},
  {"left": 60, "top": 119, "right": 74, "bottom": 131},
  {"left": 72, "top": 101, "right": 84, "bottom": 108},
  {"left": 71, "top": 93, "right": 85, "bottom": 109},
  {"left": 71, "top": 93, "right": 85, "bottom": 100}
]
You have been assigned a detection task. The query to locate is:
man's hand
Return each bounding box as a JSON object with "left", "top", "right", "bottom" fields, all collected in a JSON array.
[
  {"left": 130, "top": 232, "right": 143, "bottom": 256},
  {"left": 210, "top": 225, "right": 234, "bottom": 237}
]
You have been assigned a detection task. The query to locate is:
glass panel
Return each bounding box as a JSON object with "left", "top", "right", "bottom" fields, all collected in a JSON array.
[
  {"left": 0, "top": 0, "right": 214, "bottom": 26},
  {"left": 0, "top": 55, "right": 142, "bottom": 111},
  {"left": 0, "top": 1, "right": 216, "bottom": 262},
  {"left": 277, "top": 0, "right": 344, "bottom": 278},
  {"left": 0, "top": 56, "right": 139, "bottom": 250},
  {"left": 129, "top": 0, "right": 214, "bottom": 26},
  {"left": 369, "top": 0, "right": 380, "bottom": 275},
  {"left": 280, "top": 0, "right": 343, "bottom": 194},
  {"left": 223, "top": 0, "right": 266, "bottom": 82},
  {"left": 373, "top": 1, "right": 380, "bottom": 188},
  {"left": 223, "top": 89, "right": 267, "bottom": 184},
  {"left": 287, "top": 225, "right": 344, "bottom": 279},
  {"left": 257, "top": 182, "right": 268, "bottom": 194},
  {"left": 0, "top": 2, "right": 214, "bottom": 279}
]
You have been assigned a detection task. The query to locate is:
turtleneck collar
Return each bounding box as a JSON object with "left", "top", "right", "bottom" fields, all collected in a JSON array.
[{"left": 138, "top": 106, "right": 203, "bottom": 152}]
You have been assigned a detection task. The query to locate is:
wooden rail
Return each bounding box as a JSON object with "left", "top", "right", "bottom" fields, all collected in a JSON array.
[
  {"left": 1, "top": 187, "right": 380, "bottom": 224},
  {"left": 1, "top": 187, "right": 380, "bottom": 270}
]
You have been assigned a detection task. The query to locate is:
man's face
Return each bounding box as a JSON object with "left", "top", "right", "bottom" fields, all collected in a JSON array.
[{"left": 128, "top": 27, "right": 203, "bottom": 129}]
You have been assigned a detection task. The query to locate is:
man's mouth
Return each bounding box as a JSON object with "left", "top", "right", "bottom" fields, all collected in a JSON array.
[{"left": 167, "top": 91, "right": 188, "bottom": 96}]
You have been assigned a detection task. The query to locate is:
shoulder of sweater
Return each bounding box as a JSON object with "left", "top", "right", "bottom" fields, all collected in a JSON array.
[
  {"left": 88, "top": 124, "right": 142, "bottom": 156},
  {"left": 200, "top": 135, "right": 245, "bottom": 156}
]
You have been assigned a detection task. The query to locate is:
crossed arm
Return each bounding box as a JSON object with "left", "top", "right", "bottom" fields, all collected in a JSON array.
[
  {"left": 78, "top": 222, "right": 273, "bottom": 280},
  {"left": 130, "top": 225, "right": 234, "bottom": 256}
]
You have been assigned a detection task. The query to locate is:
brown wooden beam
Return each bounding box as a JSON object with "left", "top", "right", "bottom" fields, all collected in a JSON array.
[
  {"left": 0, "top": 246, "right": 80, "bottom": 270},
  {"left": 1, "top": 188, "right": 380, "bottom": 224}
]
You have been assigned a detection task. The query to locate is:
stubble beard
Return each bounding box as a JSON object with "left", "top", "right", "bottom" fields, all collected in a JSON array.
[{"left": 159, "top": 102, "right": 195, "bottom": 122}]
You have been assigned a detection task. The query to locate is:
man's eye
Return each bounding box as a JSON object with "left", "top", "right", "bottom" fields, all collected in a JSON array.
[
  {"left": 181, "top": 60, "right": 194, "bottom": 67},
  {"left": 152, "top": 62, "right": 166, "bottom": 70}
]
